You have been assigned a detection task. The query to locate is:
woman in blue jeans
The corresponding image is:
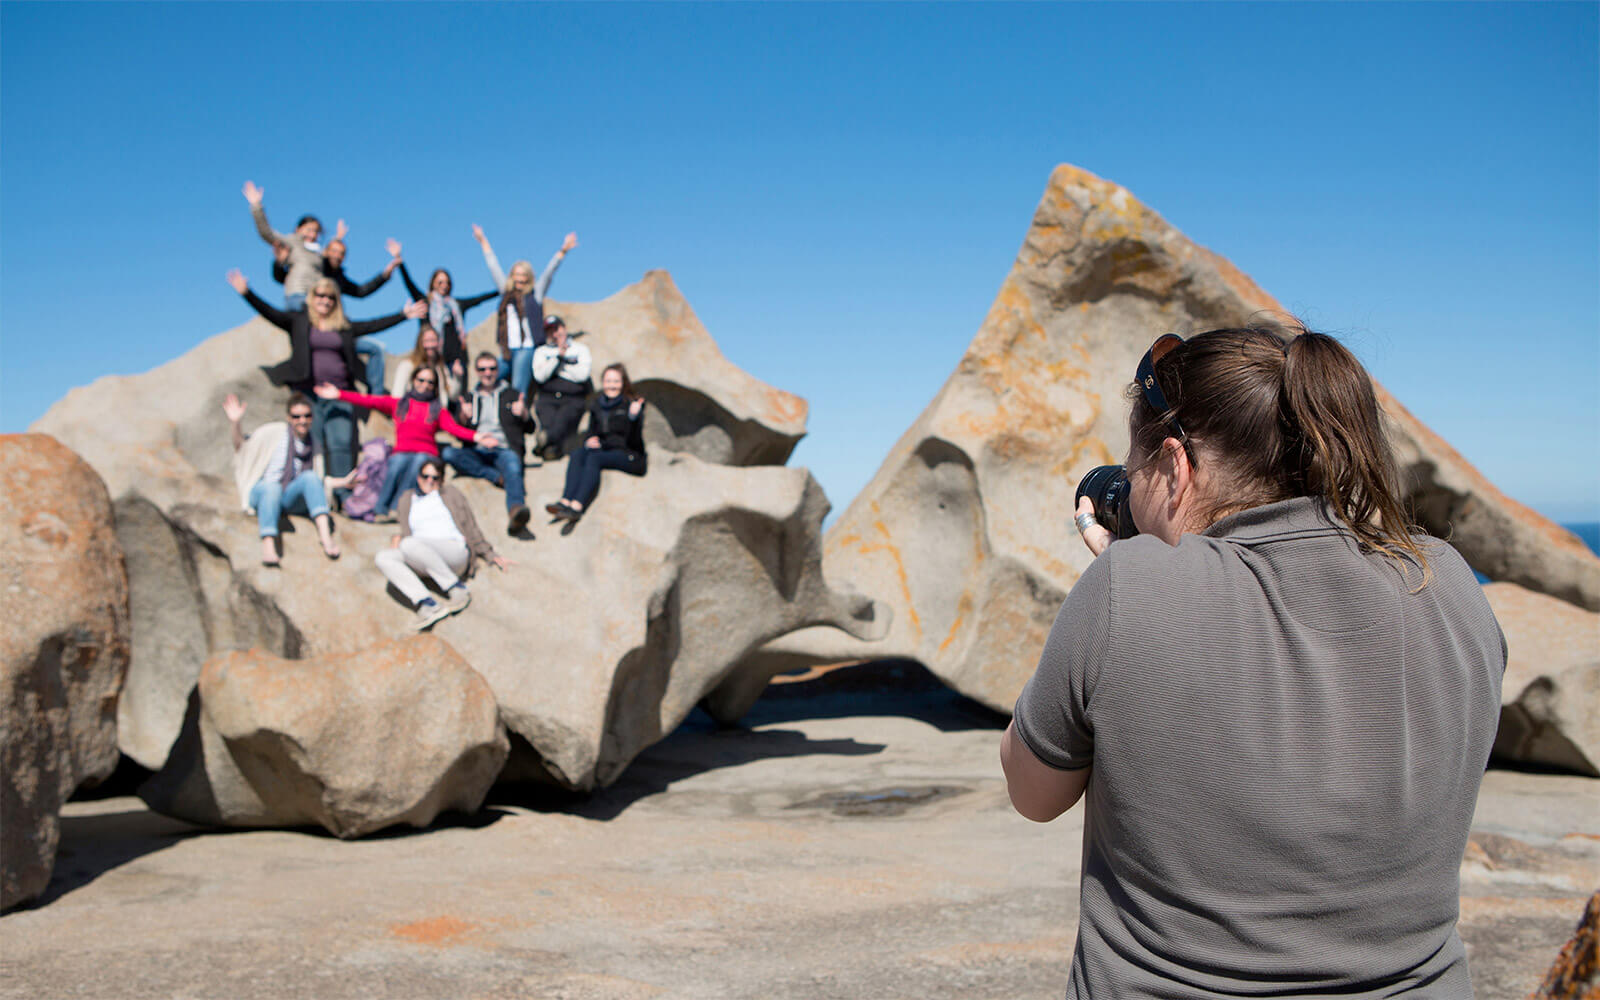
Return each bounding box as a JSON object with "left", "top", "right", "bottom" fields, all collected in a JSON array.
[
  {"left": 225, "top": 392, "right": 362, "bottom": 566},
  {"left": 546, "top": 363, "right": 647, "bottom": 522}
]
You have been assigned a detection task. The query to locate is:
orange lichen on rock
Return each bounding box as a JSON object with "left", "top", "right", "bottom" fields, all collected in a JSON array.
[
  {"left": 1528, "top": 890, "right": 1600, "bottom": 1000},
  {"left": 391, "top": 915, "right": 483, "bottom": 947}
]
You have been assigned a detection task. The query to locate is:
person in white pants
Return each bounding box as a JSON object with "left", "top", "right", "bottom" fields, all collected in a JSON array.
[{"left": 375, "top": 457, "right": 510, "bottom": 630}]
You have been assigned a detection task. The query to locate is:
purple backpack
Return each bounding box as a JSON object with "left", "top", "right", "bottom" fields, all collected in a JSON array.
[{"left": 342, "top": 438, "right": 392, "bottom": 521}]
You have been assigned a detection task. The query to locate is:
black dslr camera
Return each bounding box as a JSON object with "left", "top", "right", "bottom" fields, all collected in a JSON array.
[{"left": 1075, "top": 465, "right": 1139, "bottom": 540}]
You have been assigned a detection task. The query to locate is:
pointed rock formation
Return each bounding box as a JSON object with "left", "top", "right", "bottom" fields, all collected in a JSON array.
[
  {"left": 0, "top": 434, "right": 129, "bottom": 908},
  {"left": 32, "top": 272, "right": 884, "bottom": 793},
  {"left": 729, "top": 164, "right": 1600, "bottom": 719}
]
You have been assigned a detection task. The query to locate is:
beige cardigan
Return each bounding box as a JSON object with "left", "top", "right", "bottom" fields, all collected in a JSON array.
[{"left": 233, "top": 421, "right": 327, "bottom": 513}]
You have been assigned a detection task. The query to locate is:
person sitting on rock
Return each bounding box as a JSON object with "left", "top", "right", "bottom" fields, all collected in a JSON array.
[
  {"left": 272, "top": 234, "right": 405, "bottom": 395},
  {"left": 376, "top": 457, "right": 510, "bottom": 631},
  {"left": 398, "top": 262, "right": 498, "bottom": 397},
  {"left": 225, "top": 392, "right": 362, "bottom": 567},
  {"left": 227, "top": 269, "right": 425, "bottom": 509},
  {"left": 313, "top": 365, "right": 491, "bottom": 522},
  {"left": 546, "top": 363, "right": 647, "bottom": 523},
  {"left": 530, "top": 315, "right": 592, "bottom": 461},
  {"left": 390, "top": 324, "right": 455, "bottom": 407},
  {"left": 474, "top": 223, "right": 576, "bottom": 400},
  {"left": 444, "top": 352, "right": 536, "bottom": 535}
]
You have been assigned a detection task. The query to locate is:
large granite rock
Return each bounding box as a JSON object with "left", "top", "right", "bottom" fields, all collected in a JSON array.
[
  {"left": 731, "top": 164, "right": 1600, "bottom": 716},
  {"left": 139, "top": 636, "right": 507, "bottom": 837},
  {"left": 1486, "top": 583, "right": 1599, "bottom": 777},
  {"left": 32, "top": 273, "right": 884, "bottom": 792},
  {"left": 0, "top": 434, "right": 129, "bottom": 909}
]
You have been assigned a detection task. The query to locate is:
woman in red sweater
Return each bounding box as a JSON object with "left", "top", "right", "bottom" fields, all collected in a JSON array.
[{"left": 314, "top": 367, "right": 491, "bottom": 521}]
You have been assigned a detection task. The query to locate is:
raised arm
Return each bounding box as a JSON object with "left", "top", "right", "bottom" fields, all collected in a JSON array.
[
  {"left": 223, "top": 394, "right": 248, "bottom": 452},
  {"left": 473, "top": 224, "right": 508, "bottom": 292},
  {"left": 534, "top": 232, "right": 577, "bottom": 303},
  {"left": 244, "top": 181, "right": 287, "bottom": 249},
  {"left": 398, "top": 261, "right": 426, "bottom": 301},
  {"left": 229, "top": 270, "right": 294, "bottom": 331},
  {"left": 457, "top": 289, "right": 498, "bottom": 311},
  {"left": 316, "top": 383, "right": 397, "bottom": 416},
  {"left": 347, "top": 298, "right": 428, "bottom": 336}
]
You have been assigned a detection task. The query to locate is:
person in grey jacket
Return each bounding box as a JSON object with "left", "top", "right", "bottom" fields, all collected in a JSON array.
[{"left": 1002, "top": 323, "right": 1505, "bottom": 999}]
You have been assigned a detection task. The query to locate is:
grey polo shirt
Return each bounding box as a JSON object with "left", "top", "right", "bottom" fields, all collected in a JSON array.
[{"left": 1013, "top": 497, "right": 1505, "bottom": 998}]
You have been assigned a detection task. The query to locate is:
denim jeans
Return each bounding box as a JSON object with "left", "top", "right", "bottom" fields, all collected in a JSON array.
[
  {"left": 442, "top": 445, "right": 525, "bottom": 511},
  {"left": 377, "top": 451, "right": 430, "bottom": 516},
  {"left": 285, "top": 292, "right": 306, "bottom": 311},
  {"left": 562, "top": 447, "right": 647, "bottom": 508},
  {"left": 354, "top": 336, "right": 386, "bottom": 394},
  {"left": 499, "top": 347, "right": 536, "bottom": 398},
  {"left": 310, "top": 398, "right": 358, "bottom": 504},
  {"left": 249, "top": 471, "right": 329, "bottom": 537}
]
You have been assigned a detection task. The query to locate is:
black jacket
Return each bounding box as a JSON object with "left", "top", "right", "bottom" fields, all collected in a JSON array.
[
  {"left": 583, "top": 397, "right": 647, "bottom": 455},
  {"left": 455, "top": 382, "right": 536, "bottom": 457},
  {"left": 398, "top": 263, "right": 498, "bottom": 366},
  {"left": 272, "top": 258, "right": 394, "bottom": 299},
  {"left": 242, "top": 289, "right": 408, "bottom": 391}
]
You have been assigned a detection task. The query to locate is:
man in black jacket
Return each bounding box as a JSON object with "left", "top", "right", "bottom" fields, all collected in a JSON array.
[{"left": 443, "top": 352, "right": 536, "bottom": 533}]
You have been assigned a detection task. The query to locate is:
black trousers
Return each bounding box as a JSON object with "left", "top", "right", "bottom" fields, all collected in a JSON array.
[{"left": 535, "top": 392, "right": 588, "bottom": 456}]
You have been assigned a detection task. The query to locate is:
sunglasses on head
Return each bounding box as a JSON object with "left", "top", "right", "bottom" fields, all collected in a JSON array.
[{"left": 1135, "top": 334, "right": 1188, "bottom": 443}]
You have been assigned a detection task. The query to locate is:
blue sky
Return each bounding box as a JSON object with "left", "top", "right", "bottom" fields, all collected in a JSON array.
[{"left": 3, "top": 2, "right": 1596, "bottom": 522}]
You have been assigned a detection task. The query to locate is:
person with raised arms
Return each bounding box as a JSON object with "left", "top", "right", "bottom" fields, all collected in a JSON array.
[
  {"left": 224, "top": 392, "right": 362, "bottom": 566},
  {"left": 546, "top": 363, "right": 646, "bottom": 523},
  {"left": 313, "top": 364, "right": 492, "bottom": 522},
  {"left": 398, "top": 261, "right": 498, "bottom": 397},
  {"left": 473, "top": 223, "right": 577, "bottom": 400},
  {"left": 375, "top": 457, "right": 510, "bottom": 631},
  {"left": 226, "top": 269, "right": 425, "bottom": 507}
]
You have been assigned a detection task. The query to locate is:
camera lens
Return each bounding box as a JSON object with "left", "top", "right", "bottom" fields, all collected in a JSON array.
[{"left": 1074, "top": 465, "right": 1140, "bottom": 540}]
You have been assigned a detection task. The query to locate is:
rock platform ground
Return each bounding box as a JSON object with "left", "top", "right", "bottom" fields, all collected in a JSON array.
[{"left": 3, "top": 663, "right": 1595, "bottom": 1000}]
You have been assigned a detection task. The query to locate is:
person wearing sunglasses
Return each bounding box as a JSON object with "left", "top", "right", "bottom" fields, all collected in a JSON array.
[
  {"left": 272, "top": 231, "right": 406, "bottom": 396},
  {"left": 398, "top": 262, "right": 498, "bottom": 398},
  {"left": 227, "top": 270, "right": 427, "bottom": 509},
  {"left": 223, "top": 392, "right": 362, "bottom": 566},
  {"left": 1001, "top": 324, "right": 1504, "bottom": 998},
  {"left": 442, "top": 352, "right": 537, "bottom": 534},
  {"left": 376, "top": 457, "right": 510, "bottom": 631},
  {"left": 313, "top": 363, "right": 492, "bottom": 522}
]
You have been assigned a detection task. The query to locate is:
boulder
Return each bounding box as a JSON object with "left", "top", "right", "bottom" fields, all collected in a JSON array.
[
  {"left": 1486, "top": 582, "right": 1600, "bottom": 777},
  {"left": 1528, "top": 890, "right": 1600, "bottom": 1000},
  {"left": 139, "top": 635, "right": 507, "bottom": 837},
  {"left": 32, "top": 272, "right": 885, "bottom": 791},
  {"left": 0, "top": 434, "right": 129, "bottom": 909},
  {"left": 730, "top": 164, "right": 1600, "bottom": 715}
]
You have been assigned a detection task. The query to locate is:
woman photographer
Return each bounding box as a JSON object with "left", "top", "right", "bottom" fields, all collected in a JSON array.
[{"left": 1001, "top": 323, "right": 1504, "bottom": 998}]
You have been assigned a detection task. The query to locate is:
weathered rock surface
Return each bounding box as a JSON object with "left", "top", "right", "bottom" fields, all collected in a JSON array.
[
  {"left": 1486, "top": 583, "right": 1600, "bottom": 777},
  {"left": 733, "top": 163, "right": 1600, "bottom": 716},
  {"left": 1527, "top": 890, "right": 1600, "bottom": 1000},
  {"left": 31, "top": 272, "right": 884, "bottom": 792},
  {"left": 0, "top": 434, "right": 129, "bottom": 909},
  {"left": 139, "top": 636, "right": 507, "bottom": 837}
]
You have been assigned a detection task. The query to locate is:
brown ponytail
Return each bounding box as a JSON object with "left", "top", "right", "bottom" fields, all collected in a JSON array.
[{"left": 1130, "top": 321, "right": 1429, "bottom": 583}]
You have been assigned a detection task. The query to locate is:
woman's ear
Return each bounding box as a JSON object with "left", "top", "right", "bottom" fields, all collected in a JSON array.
[{"left": 1164, "top": 437, "right": 1192, "bottom": 510}]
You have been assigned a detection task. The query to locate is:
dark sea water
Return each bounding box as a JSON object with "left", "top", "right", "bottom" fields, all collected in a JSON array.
[{"left": 1568, "top": 522, "right": 1600, "bottom": 557}]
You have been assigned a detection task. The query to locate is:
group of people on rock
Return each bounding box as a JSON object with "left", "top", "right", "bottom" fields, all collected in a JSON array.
[{"left": 224, "top": 182, "right": 649, "bottom": 630}]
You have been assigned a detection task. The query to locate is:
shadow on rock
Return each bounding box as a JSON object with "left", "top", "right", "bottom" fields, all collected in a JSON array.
[
  {"left": 26, "top": 807, "right": 201, "bottom": 910},
  {"left": 749, "top": 658, "right": 1012, "bottom": 734},
  {"left": 495, "top": 720, "right": 887, "bottom": 821}
]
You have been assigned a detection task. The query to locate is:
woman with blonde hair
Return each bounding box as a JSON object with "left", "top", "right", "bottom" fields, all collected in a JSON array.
[
  {"left": 472, "top": 223, "right": 577, "bottom": 400},
  {"left": 227, "top": 269, "right": 425, "bottom": 505}
]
